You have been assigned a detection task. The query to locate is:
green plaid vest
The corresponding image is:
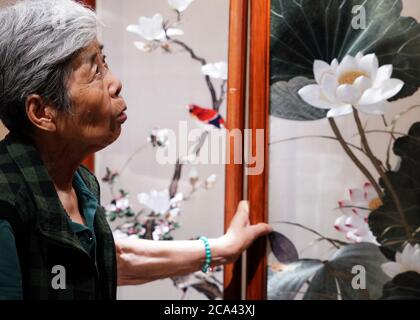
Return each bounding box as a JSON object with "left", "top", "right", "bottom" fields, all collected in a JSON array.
[{"left": 0, "top": 134, "right": 117, "bottom": 300}]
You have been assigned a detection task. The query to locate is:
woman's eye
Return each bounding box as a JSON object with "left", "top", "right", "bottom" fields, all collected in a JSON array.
[
  {"left": 103, "top": 56, "right": 108, "bottom": 69},
  {"left": 94, "top": 65, "right": 101, "bottom": 77}
]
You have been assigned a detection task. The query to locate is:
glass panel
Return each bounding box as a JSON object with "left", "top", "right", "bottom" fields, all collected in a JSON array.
[
  {"left": 96, "top": 0, "right": 229, "bottom": 300},
  {"left": 268, "top": 0, "right": 420, "bottom": 300}
]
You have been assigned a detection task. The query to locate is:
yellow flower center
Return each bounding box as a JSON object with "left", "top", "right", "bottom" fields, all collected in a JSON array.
[
  {"left": 338, "top": 71, "right": 367, "bottom": 85},
  {"left": 368, "top": 198, "right": 383, "bottom": 211}
]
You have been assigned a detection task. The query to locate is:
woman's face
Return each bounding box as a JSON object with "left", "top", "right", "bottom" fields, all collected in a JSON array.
[{"left": 56, "top": 39, "right": 127, "bottom": 152}]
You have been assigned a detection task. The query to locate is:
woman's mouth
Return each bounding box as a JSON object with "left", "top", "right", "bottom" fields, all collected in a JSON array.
[{"left": 117, "top": 108, "right": 128, "bottom": 123}]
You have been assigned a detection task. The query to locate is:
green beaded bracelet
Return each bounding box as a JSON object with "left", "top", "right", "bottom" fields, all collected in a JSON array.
[{"left": 199, "top": 236, "right": 212, "bottom": 273}]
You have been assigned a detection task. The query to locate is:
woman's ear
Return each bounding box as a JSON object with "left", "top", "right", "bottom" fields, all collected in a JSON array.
[{"left": 25, "top": 94, "right": 57, "bottom": 132}]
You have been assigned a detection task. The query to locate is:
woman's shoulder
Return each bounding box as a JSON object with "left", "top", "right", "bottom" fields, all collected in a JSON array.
[{"left": 0, "top": 141, "right": 26, "bottom": 204}]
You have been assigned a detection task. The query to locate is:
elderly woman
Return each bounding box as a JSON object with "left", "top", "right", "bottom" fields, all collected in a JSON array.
[{"left": 0, "top": 0, "right": 271, "bottom": 300}]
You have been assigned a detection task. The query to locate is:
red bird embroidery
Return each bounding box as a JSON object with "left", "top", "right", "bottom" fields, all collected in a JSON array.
[{"left": 188, "top": 104, "right": 225, "bottom": 129}]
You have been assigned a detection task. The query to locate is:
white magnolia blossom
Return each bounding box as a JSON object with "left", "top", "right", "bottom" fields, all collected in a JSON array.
[
  {"left": 188, "top": 166, "right": 199, "bottom": 187},
  {"left": 181, "top": 153, "right": 197, "bottom": 164},
  {"left": 105, "top": 197, "right": 130, "bottom": 213},
  {"left": 137, "top": 189, "right": 183, "bottom": 215},
  {"left": 113, "top": 229, "right": 129, "bottom": 240},
  {"left": 382, "top": 244, "right": 420, "bottom": 278},
  {"left": 188, "top": 166, "right": 199, "bottom": 180},
  {"left": 298, "top": 52, "right": 404, "bottom": 117},
  {"left": 127, "top": 14, "right": 184, "bottom": 51},
  {"left": 168, "top": 0, "right": 195, "bottom": 12},
  {"left": 148, "top": 128, "right": 170, "bottom": 148},
  {"left": 168, "top": 207, "right": 181, "bottom": 221},
  {"left": 334, "top": 183, "right": 380, "bottom": 244},
  {"left": 152, "top": 221, "right": 171, "bottom": 240},
  {"left": 133, "top": 41, "right": 153, "bottom": 53},
  {"left": 113, "top": 229, "right": 139, "bottom": 240},
  {"left": 205, "top": 174, "right": 217, "bottom": 189},
  {"left": 201, "top": 61, "right": 228, "bottom": 80}
]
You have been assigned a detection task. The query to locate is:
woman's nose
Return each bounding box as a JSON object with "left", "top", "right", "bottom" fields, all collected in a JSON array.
[{"left": 109, "top": 72, "right": 123, "bottom": 98}]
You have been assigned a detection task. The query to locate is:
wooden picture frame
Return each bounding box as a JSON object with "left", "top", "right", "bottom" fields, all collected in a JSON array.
[
  {"left": 246, "top": 0, "right": 270, "bottom": 301},
  {"left": 224, "top": 0, "right": 270, "bottom": 300},
  {"left": 225, "top": 0, "right": 420, "bottom": 301},
  {"left": 224, "top": 0, "right": 249, "bottom": 300}
]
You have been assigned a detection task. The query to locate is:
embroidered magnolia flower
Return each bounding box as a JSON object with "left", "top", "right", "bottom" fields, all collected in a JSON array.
[
  {"left": 113, "top": 225, "right": 146, "bottom": 239},
  {"left": 127, "top": 14, "right": 184, "bottom": 52},
  {"left": 168, "top": 0, "right": 195, "bottom": 12},
  {"left": 205, "top": 174, "right": 217, "bottom": 189},
  {"left": 334, "top": 183, "right": 382, "bottom": 244},
  {"left": 148, "top": 128, "right": 170, "bottom": 148},
  {"left": 152, "top": 221, "right": 172, "bottom": 240},
  {"left": 201, "top": 62, "right": 228, "bottom": 80},
  {"left": 102, "top": 167, "right": 119, "bottom": 185},
  {"left": 113, "top": 229, "right": 129, "bottom": 240},
  {"left": 105, "top": 197, "right": 130, "bottom": 213},
  {"left": 382, "top": 244, "right": 420, "bottom": 278},
  {"left": 298, "top": 52, "right": 404, "bottom": 117},
  {"left": 167, "top": 207, "right": 181, "bottom": 221},
  {"left": 188, "top": 166, "right": 199, "bottom": 187},
  {"left": 137, "top": 189, "right": 183, "bottom": 215},
  {"left": 181, "top": 153, "right": 197, "bottom": 164}
]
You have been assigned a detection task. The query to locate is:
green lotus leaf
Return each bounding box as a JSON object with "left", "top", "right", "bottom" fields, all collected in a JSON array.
[
  {"left": 380, "top": 271, "right": 420, "bottom": 300},
  {"left": 270, "top": 77, "right": 328, "bottom": 120},
  {"left": 369, "top": 122, "right": 420, "bottom": 252},
  {"left": 268, "top": 243, "right": 390, "bottom": 300},
  {"left": 270, "top": 0, "right": 420, "bottom": 120},
  {"left": 269, "top": 231, "right": 299, "bottom": 263}
]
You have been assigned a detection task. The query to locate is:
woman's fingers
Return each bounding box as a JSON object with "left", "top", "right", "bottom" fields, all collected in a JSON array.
[
  {"left": 232, "top": 201, "right": 272, "bottom": 235},
  {"left": 228, "top": 200, "right": 272, "bottom": 242},
  {"left": 229, "top": 200, "right": 250, "bottom": 229},
  {"left": 249, "top": 222, "right": 272, "bottom": 239},
  {"left": 238, "top": 200, "right": 250, "bottom": 214}
]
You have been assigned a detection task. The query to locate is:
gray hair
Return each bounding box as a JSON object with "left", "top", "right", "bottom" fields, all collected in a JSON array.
[{"left": 0, "top": 0, "right": 98, "bottom": 134}]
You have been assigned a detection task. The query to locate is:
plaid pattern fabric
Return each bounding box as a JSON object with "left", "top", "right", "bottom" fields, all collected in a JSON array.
[{"left": 0, "top": 134, "right": 116, "bottom": 300}]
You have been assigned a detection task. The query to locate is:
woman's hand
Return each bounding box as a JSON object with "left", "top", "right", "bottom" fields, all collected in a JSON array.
[
  {"left": 212, "top": 200, "right": 272, "bottom": 265},
  {"left": 115, "top": 200, "right": 272, "bottom": 286}
]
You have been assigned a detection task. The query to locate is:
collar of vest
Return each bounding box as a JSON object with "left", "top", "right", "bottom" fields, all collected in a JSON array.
[{"left": 3, "top": 133, "right": 91, "bottom": 255}]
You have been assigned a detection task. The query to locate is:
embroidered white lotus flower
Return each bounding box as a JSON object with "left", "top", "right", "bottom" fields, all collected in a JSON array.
[
  {"left": 201, "top": 62, "right": 228, "bottom": 80},
  {"left": 168, "top": 0, "right": 194, "bottom": 12},
  {"left": 334, "top": 183, "right": 381, "bottom": 244},
  {"left": 127, "top": 14, "right": 184, "bottom": 51},
  {"left": 137, "top": 189, "right": 183, "bottom": 215},
  {"left": 298, "top": 52, "right": 404, "bottom": 117},
  {"left": 382, "top": 244, "right": 420, "bottom": 278}
]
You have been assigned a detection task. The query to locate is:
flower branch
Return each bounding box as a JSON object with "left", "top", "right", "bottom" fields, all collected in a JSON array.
[
  {"left": 170, "top": 39, "right": 218, "bottom": 109},
  {"left": 270, "top": 134, "right": 366, "bottom": 154},
  {"left": 329, "top": 117, "right": 384, "bottom": 198}
]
